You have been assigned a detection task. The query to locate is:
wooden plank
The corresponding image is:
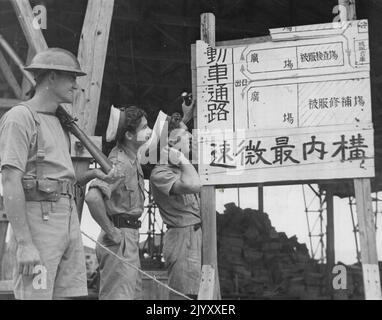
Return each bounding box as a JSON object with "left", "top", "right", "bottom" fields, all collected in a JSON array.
[
  {"left": 0, "top": 196, "right": 8, "bottom": 279},
  {"left": 21, "top": 48, "right": 35, "bottom": 100},
  {"left": 197, "top": 265, "right": 215, "bottom": 300},
  {"left": 258, "top": 185, "right": 264, "bottom": 213},
  {"left": 10, "top": 0, "right": 48, "bottom": 53},
  {"left": 0, "top": 98, "right": 21, "bottom": 109},
  {"left": 0, "top": 35, "right": 35, "bottom": 86},
  {"left": 0, "top": 51, "right": 22, "bottom": 99},
  {"left": 200, "top": 13, "right": 215, "bottom": 47},
  {"left": 71, "top": 0, "right": 114, "bottom": 220},
  {"left": 216, "top": 36, "right": 271, "bottom": 48},
  {"left": 199, "top": 12, "right": 220, "bottom": 300},
  {"left": 74, "top": 0, "right": 115, "bottom": 136},
  {"left": 339, "top": 0, "right": 357, "bottom": 21},
  {"left": 326, "top": 186, "right": 335, "bottom": 296},
  {"left": 354, "top": 178, "right": 382, "bottom": 300},
  {"left": 191, "top": 43, "right": 198, "bottom": 163},
  {"left": 0, "top": 222, "right": 8, "bottom": 280}
]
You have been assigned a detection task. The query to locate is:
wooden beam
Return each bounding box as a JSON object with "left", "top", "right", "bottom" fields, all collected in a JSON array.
[
  {"left": 338, "top": 0, "right": 357, "bottom": 21},
  {"left": 0, "top": 98, "right": 21, "bottom": 109},
  {"left": 21, "top": 48, "right": 34, "bottom": 100},
  {"left": 200, "top": 13, "right": 215, "bottom": 48},
  {"left": 197, "top": 265, "right": 215, "bottom": 300},
  {"left": 342, "top": 0, "right": 381, "bottom": 300},
  {"left": 326, "top": 186, "right": 335, "bottom": 296},
  {"left": 0, "top": 51, "right": 22, "bottom": 99},
  {"left": 10, "top": 0, "right": 48, "bottom": 53},
  {"left": 0, "top": 196, "right": 8, "bottom": 279},
  {"left": 0, "top": 35, "right": 35, "bottom": 86},
  {"left": 74, "top": 0, "right": 114, "bottom": 135},
  {"left": 199, "top": 12, "right": 220, "bottom": 300},
  {"left": 71, "top": 0, "right": 114, "bottom": 219},
  {"left": 258, "top": 185, "right": 264, "bottom": 213},
  {"left": 0, "top": 51, "right": 21, "bottom": 98},
  {"left": 354, "top": 178, "right": 382, "bottom": 300}
]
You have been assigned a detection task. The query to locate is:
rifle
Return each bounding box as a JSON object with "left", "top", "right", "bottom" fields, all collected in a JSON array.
[{"left": 56, "top": 105, "right": 113, "bottom": 174}]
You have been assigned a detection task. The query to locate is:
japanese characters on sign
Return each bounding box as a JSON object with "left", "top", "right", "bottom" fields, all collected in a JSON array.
[{"left": 195, "top": 20, "right": 374, "bottom": 185}]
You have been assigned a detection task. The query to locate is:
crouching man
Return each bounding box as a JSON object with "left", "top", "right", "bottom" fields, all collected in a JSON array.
[
  {"left": 150, "top": 119, "right": 202, "bottom": 299},
  {"left": 85, "top": 106, "right": 152, "bottom": 300}
]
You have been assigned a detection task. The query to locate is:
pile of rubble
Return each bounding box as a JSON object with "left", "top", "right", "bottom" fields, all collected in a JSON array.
[{"left": 217, "top": 203, "right": 369, "bottom": 300}]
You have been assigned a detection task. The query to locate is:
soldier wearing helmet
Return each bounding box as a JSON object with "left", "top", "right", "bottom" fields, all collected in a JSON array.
[{"left": 0, "top": 48, "right": 117, "bottom": 299}]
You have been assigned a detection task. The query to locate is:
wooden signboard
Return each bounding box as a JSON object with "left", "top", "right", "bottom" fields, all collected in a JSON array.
[{"left": 196, "top": 20, "right": 374, "bottom": 186}]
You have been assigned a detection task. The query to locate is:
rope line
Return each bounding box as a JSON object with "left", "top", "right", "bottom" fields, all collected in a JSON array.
[{"left": 81, "top": 231, "right": 193, "bottom": 300}]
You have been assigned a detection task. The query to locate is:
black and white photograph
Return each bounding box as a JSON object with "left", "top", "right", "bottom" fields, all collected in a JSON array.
[{"left": 0, "top": 0, "right": 381, "bottom": 305}]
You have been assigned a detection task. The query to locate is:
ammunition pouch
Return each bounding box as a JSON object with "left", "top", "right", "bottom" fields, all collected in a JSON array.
[{"left": 22, "top": 178, "right": 74, "bottom": 202}]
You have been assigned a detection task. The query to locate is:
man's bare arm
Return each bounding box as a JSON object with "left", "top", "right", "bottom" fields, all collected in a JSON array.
[
  {"left": 171, "top": 163, "right": 202, "bottom": 195},
  {"left": 1, "top": 166, "right": 41, "bottom": 276},
  {"left": 167, "top": 148, "right": 201, "bottom": 195}
]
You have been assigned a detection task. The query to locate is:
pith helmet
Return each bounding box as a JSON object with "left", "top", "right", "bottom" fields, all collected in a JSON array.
[{"left": 24, "top": 48, "right": 86, "bottom": 76}]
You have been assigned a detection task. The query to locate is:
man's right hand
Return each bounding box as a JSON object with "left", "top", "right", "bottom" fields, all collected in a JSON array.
[
  {"left": 16, "top": 243, "right": 42, "bottom": 276},
  {"left": 163, "top": 146, "right": 190, "bottom": 166},
  {"left": 106, "top": 227, "right": 123, "bottom": 245}
]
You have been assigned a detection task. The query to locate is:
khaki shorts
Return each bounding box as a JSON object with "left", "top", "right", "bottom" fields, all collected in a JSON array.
[
  {"left": 96, "top": 228, "right": 142, "bottom": 300},
  {"left": 163, "top": 225, "right": 202, "bottom": 299},
  {"left": 13, "top": 197, "right": 88, "bottom": 300}
]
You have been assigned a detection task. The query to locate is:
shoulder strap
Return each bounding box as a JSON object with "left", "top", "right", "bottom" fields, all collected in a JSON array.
[{"left": 18, "top": 104, "right": 45, "bottom": 180}]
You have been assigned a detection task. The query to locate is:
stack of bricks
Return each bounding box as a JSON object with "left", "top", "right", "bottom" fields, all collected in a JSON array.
[{"left": 217, "top": 202, "right": 378, "bottom": 300}]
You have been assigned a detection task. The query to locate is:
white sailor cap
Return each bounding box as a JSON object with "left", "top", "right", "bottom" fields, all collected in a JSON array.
[{"left": 106, "top": 105, "right": 127, "bottom": 142}]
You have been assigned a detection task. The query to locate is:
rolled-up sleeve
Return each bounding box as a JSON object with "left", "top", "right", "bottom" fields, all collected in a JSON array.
[
  {"left": 88, "top": 178, "right": 114, "bottom": 200},
  {"left": 150, "top": 167, "right": 178, "bottom": 197},
  {"left": 0, "top": 121, "right": 30, "bottom": 173},
  {"left": 88, "top": 157, "right": 124, "bottom": 200}
]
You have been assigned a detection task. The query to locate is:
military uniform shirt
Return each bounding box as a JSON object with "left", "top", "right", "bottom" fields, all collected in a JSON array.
[
  {"left": 150, "top": 164, "right": 201, "bottom": 228},
  {"left": 0, "top": 104, "right": 75, "bottom": 182},
  {"left": 89, "top": 143, "right": 145, "bottom": 217}
]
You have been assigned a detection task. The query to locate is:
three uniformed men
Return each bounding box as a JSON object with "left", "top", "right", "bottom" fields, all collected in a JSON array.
[{"left": 0, "top": 47, "right": 203, "bottom": 300}]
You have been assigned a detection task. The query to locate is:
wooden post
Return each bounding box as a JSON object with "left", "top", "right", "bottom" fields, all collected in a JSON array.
[
  {"left": 258, "top": 185, "right": 264, "bottom": 213},
  {"left": 338, "top": 0, "right": 382, "bottom": 300},
  {"left": 197, "top": 265, "right": 215, "bottom": 300},
  {"left": 198, "top": 12, "right": 220, "bottom": 300},
  {"left": 0, "top": 197, "right": 8, "bottom": 279},
  {"left": 67, "top": 0, "right": 114, "bottom": 218},
  {"left": 338, "top": 0, "right": 357, "bottom": 21},
  {"left": 325, "top": 186, "right": 335, "bottom": 296},
  {"left": 354, "top": 178, "right": 382, "bottom": 300},
  {"left": 74, "top": 0, "right": 115, "bottom": 136}
]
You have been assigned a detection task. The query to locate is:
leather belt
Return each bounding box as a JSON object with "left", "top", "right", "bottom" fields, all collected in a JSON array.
[
  {"left": 110, "top": 214, "right": 141, "bottom": 229},
  {"left": 167, "top": 222, "right": 202, "bottom": 231}
]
